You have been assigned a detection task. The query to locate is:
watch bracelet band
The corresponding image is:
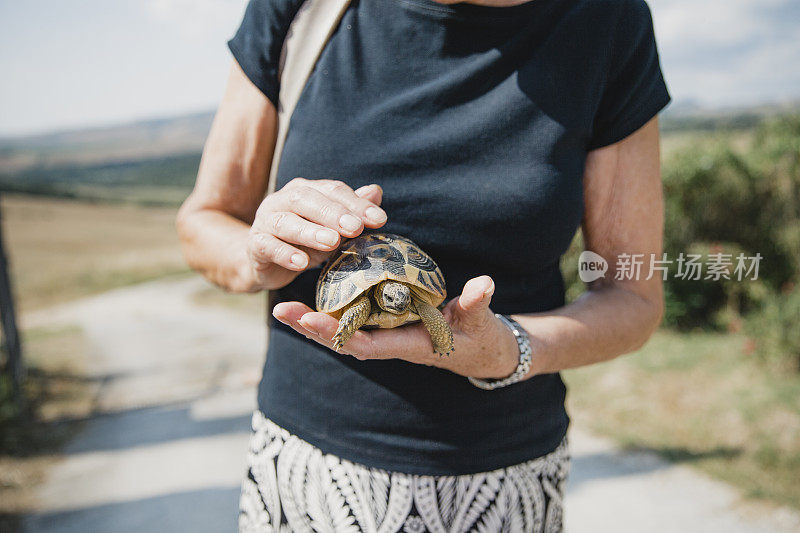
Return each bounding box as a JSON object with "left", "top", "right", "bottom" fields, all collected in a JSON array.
[{"left": 467, "top": 314, "right": 533, "bottom": 390}]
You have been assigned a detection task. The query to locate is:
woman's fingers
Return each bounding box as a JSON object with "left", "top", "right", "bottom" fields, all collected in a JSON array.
[
  {"left": 295, "top": 309, "right": 436, "bottom": 362},
  {"left": 274, "top": 276, "right": 500, "bottom": 369},
  {"left": 275, "top": 178, "right": 385, "bottom": 234},
  {"left": 274, "top": 302, "right": 379, "bottom": 356},
  {"left": 273, "top": 303, "right": 345, "bottom": 350},
  {"left": 297, "top": 311, "right": 381, "bottom": 357},
  {"left": 274, "top": 182, "right": 365, "bottom": 238},
  {"left": 274, "top": 300, "right": 454, "bottom": 365},
  {"left": 247, "top": 232, "right": 310, "bottom": 271},
  {"left": 297, "top": 312, "right": 342, "bottom": 339},
  {"left": 310, "top": 180, "right": 387, "bottom": 228},
  {"left": 248, "top": 180, "right": 385, "bottom": 277},
  {"left": 281, "top": 184, "right": 356, "bottom": 235},
  {"left": 263, "top": 211, "right": 342, "bottom": 252},
  {"left": 359, "top": 323, "right": 438, "bottom": 362},
  {"left": 272, "top": 302, "right": 326, "bottom": 342},
  {"left": 273, "top": 301, "right": 314, "bottom": 324},
  {"left": 449, "top": 275, "right": 495, "bottom": 332},
  {"left": 355, "top": 184, "right": 383, "bottom": 206},
  {"left": 297, "top": 244, "right": 335, "bottom": 269}
]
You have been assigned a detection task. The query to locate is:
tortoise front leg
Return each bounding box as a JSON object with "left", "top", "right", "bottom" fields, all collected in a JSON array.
[
  {"left": 413, "top": 300, "right": 455, "bottom": 356},
  {"left": 332, "top": 295, "right": 372, "bottom": 352}
]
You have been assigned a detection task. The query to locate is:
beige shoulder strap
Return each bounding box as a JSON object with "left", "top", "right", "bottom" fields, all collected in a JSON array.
[
  {"left": 268, "top": 0, "right": 352, "bottom": 195},
  {"left": 265, "top": 0, "right": 351, "bottom": 319}
]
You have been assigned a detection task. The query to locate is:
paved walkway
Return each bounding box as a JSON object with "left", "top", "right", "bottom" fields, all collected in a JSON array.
[{"left": 20, "top": 277, "right": 800, "bottom": 532}]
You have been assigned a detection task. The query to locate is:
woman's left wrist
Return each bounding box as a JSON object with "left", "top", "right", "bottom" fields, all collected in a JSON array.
[{"left": 468, "top": 314, "right": 534, "bottom": 390}]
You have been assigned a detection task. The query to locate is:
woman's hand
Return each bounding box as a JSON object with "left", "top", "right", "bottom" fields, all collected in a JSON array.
[
  {"left": 245, "top": 179, "right": 387, "bottom": 290},
  {"left": 178, "top": 64, "right": 388, "bottom": 294},
  {"left": 273, "top": 275, "right": 522, "bottom": 379}
]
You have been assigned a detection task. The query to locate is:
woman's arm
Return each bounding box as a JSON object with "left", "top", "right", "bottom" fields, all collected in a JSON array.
[
  {"left": 176, "top": 62, "right": 277, "bottom": 292},
  {"left": 274, "top": 117, "right": 664, "bottom": 380},
  {"left": 176, "top": 62, "right": 387, "bottom": 293},
  {"left": 512, "top": 116, "right": 665, "bottom": 375}
]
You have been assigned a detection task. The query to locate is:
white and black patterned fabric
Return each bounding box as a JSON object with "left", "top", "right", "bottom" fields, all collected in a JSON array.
[{"left": 239, "top": 411, "right": 570, "bottom": 533}]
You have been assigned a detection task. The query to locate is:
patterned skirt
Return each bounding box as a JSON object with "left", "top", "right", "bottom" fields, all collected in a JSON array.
[{"left": 239, "top": 411, "right": 570, "bottom": 533}]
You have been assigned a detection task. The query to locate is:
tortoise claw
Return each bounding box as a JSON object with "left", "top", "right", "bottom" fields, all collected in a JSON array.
[
  {"left": 331, "top": 334, "right": 345, "bottom": 352},
  {"left": 330, "top": 294, "right": 371, "bottom": 353},
  {"left": 434, "top": 349, "right": 452, "bottom": 358}
]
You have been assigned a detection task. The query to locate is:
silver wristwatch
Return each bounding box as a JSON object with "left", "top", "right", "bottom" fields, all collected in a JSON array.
[{"left": 468, "top": 314, "right": 533, "bottom": 390}]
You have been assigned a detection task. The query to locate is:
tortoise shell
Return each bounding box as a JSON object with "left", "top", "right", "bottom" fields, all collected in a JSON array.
[{"left": 316, "top": 233, "right": 446, "bottom": 323}]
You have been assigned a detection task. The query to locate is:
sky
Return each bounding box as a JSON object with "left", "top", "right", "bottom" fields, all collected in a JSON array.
[{"left": 1, "top": 0, "right": 799, "bottom": 136}]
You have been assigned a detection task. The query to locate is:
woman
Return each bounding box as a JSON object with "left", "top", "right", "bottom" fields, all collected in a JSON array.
[{"left": 177, "top": 0, "right": 670, "bottom": 530}]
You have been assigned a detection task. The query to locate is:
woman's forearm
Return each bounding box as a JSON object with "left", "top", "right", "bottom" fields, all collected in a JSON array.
[
  {"left": 513, "top": 282, "right": 663, "bottom": 376},
  {"left": 176, "top": 62, "right": 296, "bottom": 294},
  {"left": 513, "top": 118, "right": 666, "bottom": 377},
  {"left": 176, "top": 204, "right": 264, "bottom": 293}
]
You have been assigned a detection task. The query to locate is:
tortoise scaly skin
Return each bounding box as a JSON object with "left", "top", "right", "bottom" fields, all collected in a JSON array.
[{"left": 316, "top": 233, "right": 454, "bottom": 356}]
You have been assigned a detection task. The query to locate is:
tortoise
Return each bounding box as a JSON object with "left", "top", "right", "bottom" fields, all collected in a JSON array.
[{"left": 315, "top": 232, "right": 455, "bottom": 356}]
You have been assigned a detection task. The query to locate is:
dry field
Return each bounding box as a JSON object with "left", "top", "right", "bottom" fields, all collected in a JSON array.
[
  {"left": 1, "top": 194, "right": 190, "bottom": 313},
  {"left": 1, "top": 194, "right": 798, "bottom": 516},
  {"left": 565, "top": 330, "right": 800, "bottom": 510}
]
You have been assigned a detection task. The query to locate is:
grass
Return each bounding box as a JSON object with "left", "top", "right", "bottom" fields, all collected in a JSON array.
[
  {"left": 564, "top": 329, "right": 800, "bottom": 510},
  {"left": 1, "top": 194, "right": 191, "bottom": 312},
  {"left": 660, "top": 128, "right": 755, "bottom": 159},
  {"left": 0, "top": 183, "right": 193, "bottom": 206}
]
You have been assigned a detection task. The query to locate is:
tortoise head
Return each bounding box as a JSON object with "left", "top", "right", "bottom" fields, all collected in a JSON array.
[{"left": 374, "top": 280, "right": 411, "bottom": 314}]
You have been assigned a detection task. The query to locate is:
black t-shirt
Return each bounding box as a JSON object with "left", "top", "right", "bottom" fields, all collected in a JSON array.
[{"left": 229, "top": 0, "right": 670, "bottom": 475}]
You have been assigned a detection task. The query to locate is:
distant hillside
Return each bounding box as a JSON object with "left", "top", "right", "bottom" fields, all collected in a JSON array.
[
  {"left": 0, "top": 112, "right": 213, "bottom": 205},
  {"left": 0, "top": 112, "right": 213, "bottom": 174},
  {"left": 0, "top": 152, "right": 202, "bottom": 205},
  {"left": 1, "top": 101, "right": 798, "bottom": 206},
  {"left": 660, "top": 100, "right": 800, "bottom": 133}
]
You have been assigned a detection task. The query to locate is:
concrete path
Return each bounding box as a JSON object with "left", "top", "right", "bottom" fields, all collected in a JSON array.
[{"left": 20, "top": 277, "right": 800, "bottom": 532}]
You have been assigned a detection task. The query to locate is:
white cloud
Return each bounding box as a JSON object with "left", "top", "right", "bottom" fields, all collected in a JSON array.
[
  {"left": 145, "top": 0, "right": 245, "bottom": 40},
  {"left": 648, "top": 0, "right": 800, "bottom": 107},
  {"left": 140, "top": 0, "right": 800, "bottom": 108},
  {"left": 653, "top": 0, "right": 777, "bottom": 50},
  {"left": 1, "top": 0, "right": 799, "bottom": 135}
]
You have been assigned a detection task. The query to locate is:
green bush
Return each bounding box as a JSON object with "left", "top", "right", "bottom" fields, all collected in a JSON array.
[
  {"left": 745, "top": 286, "right": 800, "bottom": 370},
  {"left": 660, "top": 115, "right": 800, "bottom": 329},
  {"left": 562, "top": 114, "right": 800, "bottom": 367}
]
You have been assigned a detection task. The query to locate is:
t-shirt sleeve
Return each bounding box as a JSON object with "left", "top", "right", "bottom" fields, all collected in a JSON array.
[
  {"left": 227, "top": 0, "right": 305, "bottom": 107},
  {"left": 588, "top": 0, "right": 671, "bottom": 150}
]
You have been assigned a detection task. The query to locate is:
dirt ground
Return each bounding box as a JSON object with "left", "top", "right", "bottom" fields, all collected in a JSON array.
[{"left": 5, "top": 276, "right": 798, "bottom": 533}]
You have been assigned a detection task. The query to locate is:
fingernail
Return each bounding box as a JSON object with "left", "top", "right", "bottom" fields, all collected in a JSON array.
[
  {"left": 316, "top": 229, "right": 339, "bottom": 247},
  {"left": 290, "top": 253, "right": 308, "bottom": 268},
  {"left": 339, "top": 214, "right": 361, "bottom": 232},
  {"left": 356, "top": 184, "right": 381, "bottom": 196},
  {"left": 365, "top": 206, "right": 387, "bottom": 223},
  {"left": 482, "top": 281, "right": 495, "bottom": 299}
]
